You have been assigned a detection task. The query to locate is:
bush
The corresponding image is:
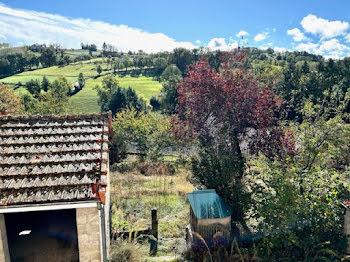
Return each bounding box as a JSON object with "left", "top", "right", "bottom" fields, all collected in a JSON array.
[
  {"left": 248, "top": 112, "right": 350, "bottom": 260},
  {"left": 150, "top": 96, "right": 161, "bottom": 111},
  {"left": 110, "top": 162, "right": 136, "bottom": 173},
  {"left": 111, "top": 109, "right": 175, "bottom": 162},
  {"left": 109, "top": 240, "right": 147, "bottom": 262}
]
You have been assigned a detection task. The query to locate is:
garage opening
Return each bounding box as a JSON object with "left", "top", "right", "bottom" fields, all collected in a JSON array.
[{"left": 5, "top": 209, "right": 79, "bottom": 262}]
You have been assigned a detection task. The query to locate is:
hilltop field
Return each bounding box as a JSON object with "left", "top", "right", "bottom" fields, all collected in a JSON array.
[{"left": 0, "top": 57, "right": 162, "bottom": 113}]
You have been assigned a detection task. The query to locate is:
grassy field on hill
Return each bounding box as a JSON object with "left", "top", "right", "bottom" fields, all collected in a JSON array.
[
  {"left": 0, "top": 59, "right": 162, "bottom": 114},
  {"left": 1, "top": 59, "right": 109, "bottom": 81},
  {"left": 69, "top": 75, "right": 162, "bottom": 113}
]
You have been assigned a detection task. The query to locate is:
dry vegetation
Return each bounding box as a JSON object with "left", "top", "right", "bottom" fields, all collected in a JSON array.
[{"left": 110, "top": 159, "right": 195, "bottom": 258}]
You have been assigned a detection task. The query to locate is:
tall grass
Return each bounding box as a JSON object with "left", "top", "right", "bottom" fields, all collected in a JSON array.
[
  {"left": 110, "top": 160, "right": 194, "bottom": 256},
  {"left": 185, "top": 232, "right": 339, "bottom": 262}
]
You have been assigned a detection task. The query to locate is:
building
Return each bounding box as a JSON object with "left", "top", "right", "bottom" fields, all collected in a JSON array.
[
  {"left": 0, "top": 113, "right": 112, "bottom": 262},
  {"left": 186, "top": 189, "right": 232, "bottom": 247}
]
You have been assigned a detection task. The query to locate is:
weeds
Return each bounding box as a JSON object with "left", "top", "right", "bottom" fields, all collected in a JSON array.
[
  {"left": 109, "top": 235, "right": 148, "bottom": 262},
  {"left": 110, "top": 159, "right": 194, "bottom": 256}
]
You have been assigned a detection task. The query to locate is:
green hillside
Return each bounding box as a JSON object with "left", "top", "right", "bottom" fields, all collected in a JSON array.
[
  {"left": 69, "top": 75, "right": 162, "bottom": 113},
  {"left": 0, "top": 59, "right": 162, "bottom": 114}
]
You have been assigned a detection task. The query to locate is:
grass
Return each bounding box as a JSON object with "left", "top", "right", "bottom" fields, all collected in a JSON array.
[
  {"left": 63, "top": 49, "right": 102, "bottom": 58},
  {"left": 110, "top": 161, "right": 194, "bottom": 258},
  {"left": 1, "top": 75, "right": 77, "bottom": 84},
  {"left": 68, "top": 75, "right": 162, "bottom": 113},
  {"left": 0, "top": 58, "right": 162, "bottom": 114}
]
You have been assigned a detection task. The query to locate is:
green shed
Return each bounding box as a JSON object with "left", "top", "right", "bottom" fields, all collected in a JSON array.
[{"left": 186, "top": 190, "right": 232, "bottom": 246}]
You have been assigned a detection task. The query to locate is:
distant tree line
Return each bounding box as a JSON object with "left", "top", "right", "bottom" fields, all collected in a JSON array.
[
  {"left": 80, "top": 43, "right": 97, "bottom": 52},
  {"left": 0, "top": 43, "right": 92, "bottom": 77}
]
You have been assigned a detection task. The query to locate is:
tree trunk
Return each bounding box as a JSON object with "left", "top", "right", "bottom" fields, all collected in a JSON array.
[{"left": 231, "top": 130, "right": 245, "bottom": 178}]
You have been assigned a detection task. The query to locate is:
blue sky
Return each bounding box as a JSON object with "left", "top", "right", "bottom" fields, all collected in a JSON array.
[{"left": 1, "top": 0, "right": 350, "bottom": 57}]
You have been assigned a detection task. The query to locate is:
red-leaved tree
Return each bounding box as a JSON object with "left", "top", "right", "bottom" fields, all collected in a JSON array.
[{"left": 173, "top": 50, "right": 294, "bottom": 234}]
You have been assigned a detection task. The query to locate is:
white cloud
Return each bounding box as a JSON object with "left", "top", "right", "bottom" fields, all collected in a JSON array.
[
  {"left": 287, "top": 28, "right": 306, "bottom": 42},
  {"left": 207, "top": 37, "right": 238, "bottom": 51},
  {"left": 318, "top": 38, "right": 349, "bottom": 58},
  {"left": 295, "top": 42, "right": 319, "bottom": 53},
  {"left": 258, "top": 42, "right": 273, "bottom": 50},
  {"left": 236, "top": 30, "right": 249, "bottom": 38},
  {"left": 0, "top": 3, "right": 195, "bottom": 53},
  {"left": 345, "top": 34, "right": 350, "bottom": 43},
  {"left": 274, "top": 46, "right": 287, "bottom": 53},
  {"left": 254, "top": 32, "right": 268, "bottom": 42},
  {"left": 295, "top": 39, "right": 349, "bottom": 59},
  {"left": 301, "top": 14, "right": 349, "bottom": 39},
  {"left": 195, "top": 39, "right": 201, "bottom": 44}
]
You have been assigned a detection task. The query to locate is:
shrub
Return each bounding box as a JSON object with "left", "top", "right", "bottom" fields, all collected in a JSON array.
[
  {"left": 111, "top": 109, "right": 175, "bottom": 162},
  {"left": 109, "top": 240, "right": 147, "bottom": 262},
  {"left": 150, "top": 96, "right": 161, "bottom": 111}
]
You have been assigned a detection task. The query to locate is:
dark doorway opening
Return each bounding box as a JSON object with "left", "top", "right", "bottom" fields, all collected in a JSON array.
[{"left": 5, "top": 209, "right": 79, "bottom": 262}]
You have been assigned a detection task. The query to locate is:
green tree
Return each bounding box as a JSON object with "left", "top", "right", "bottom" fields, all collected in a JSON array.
[
  {"left": 106, "top": 55, "right": 112, "bottom": 70},
  {"left": 153, "top": 57, "right": 167, "bottom": 74},
  {"left": 40, "top": 47, "right": 57, "bottom": 67},
  {"left": 78, "top": 73, "right": 85, "bottom": 88},
  {"left": 171, "top": 48, "right": 194, "bottom": 74},
  {"left": 104, "top": 87, "right": 146, "bottom": 115},
  {"left": 22, "top": 77, "right": 70, "bottom": 115},
  {"left": 160, "top": 64, "right": 182, "bottom": 82},
  {"left": 159, "top": 64, "right": 183, "bottom": 114},
  {"left": 41, "top": 76, "right": 50, "bottom": 92},
  {"left": 30, "top": 56, "right": 39, "bottom": 69},
  {"left": 113, "top": 61, "right": 119, "bottom": 74},
  {"left": 97, "top": 64, "right": 102, "bottom": 75},
  {"left": 25, "top": 79, "right": 41, "bottom": 98},
  {"left": 123, "top": 55, "right": 131, "bottom": 71},
  {"left": 96, "top": 75, "right": 146, "bottom": 114},
  {"left": 96, "top": 75, "right": 119, "bottom": 111},
  {"left": 112, "top": 109, "right": 174, "bottom": 161},
  {"left": 33, "top": 77, "right": 70, "bottom": 114},
  {"left": 249, "top": 108, "right": 350, "bottom": 259},
  {"left": 160, "top": 76, "right": 182, "bottom": 114},
  {"left": 20, "top": 93, "right": 36, "bottom": 113}
]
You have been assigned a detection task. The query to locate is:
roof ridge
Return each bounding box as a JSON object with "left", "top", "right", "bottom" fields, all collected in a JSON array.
[{"left": 0, "top": 112, "right": 110, "bottom": 121}]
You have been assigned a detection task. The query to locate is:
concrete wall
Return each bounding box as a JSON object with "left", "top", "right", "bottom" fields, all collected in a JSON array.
[
  {"left": 345, "top": 210, "right": 350, "bottom": 254},
  {"left": 0, "top": 214, "right": 10, "bottom": 262},
  {"left": 76, "top": 207, "right": 102, "bottom": 262},
  {"left": 102, "top": 148, "right": 111, "bottom": 255}
]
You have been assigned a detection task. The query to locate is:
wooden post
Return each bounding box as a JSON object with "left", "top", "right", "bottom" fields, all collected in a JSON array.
[{"left": 150, "top": 208, "right": 158, "bottom": 256}]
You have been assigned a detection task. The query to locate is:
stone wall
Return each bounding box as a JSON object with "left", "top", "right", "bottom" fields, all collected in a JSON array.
[
  {"left": 76, "top": 207, "right": 102, "bottom": 262},
  {"left": 0, "top": 214, "right": 10, "bottom": 262}
]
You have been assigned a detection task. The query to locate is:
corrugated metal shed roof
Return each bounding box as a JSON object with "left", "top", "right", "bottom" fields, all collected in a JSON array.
[
  {"left": 187, "top": 189, "right": 232, "bottom": 219},
  {"left": 0, "top": 113, "right": 112, "bottom": 206}
]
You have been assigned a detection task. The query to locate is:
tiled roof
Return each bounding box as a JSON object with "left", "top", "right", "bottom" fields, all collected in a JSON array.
[{"left": 0, "top": 113, "right": 111, "bottom": 206}]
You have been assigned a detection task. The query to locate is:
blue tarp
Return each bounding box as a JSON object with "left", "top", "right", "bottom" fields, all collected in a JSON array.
[{"left": 187, "top": 189, "right": 233, "bottom": 219}]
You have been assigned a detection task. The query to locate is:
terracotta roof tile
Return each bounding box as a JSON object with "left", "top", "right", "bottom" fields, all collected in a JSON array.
[{"left": 0, "top": 113, "right": 111, "bottom": 206}]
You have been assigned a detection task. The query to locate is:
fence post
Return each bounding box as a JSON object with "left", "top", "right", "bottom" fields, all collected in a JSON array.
[{"left": 150, "top": 208, "right": 158, "bottom": 256}]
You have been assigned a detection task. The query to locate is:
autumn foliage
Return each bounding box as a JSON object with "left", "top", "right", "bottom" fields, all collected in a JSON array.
[
  {"left": 174, "top": 50, "right": 294, "bottom": 159},
  {"left": 0, "top": 83, "right": 22, "bottom": 115}
]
